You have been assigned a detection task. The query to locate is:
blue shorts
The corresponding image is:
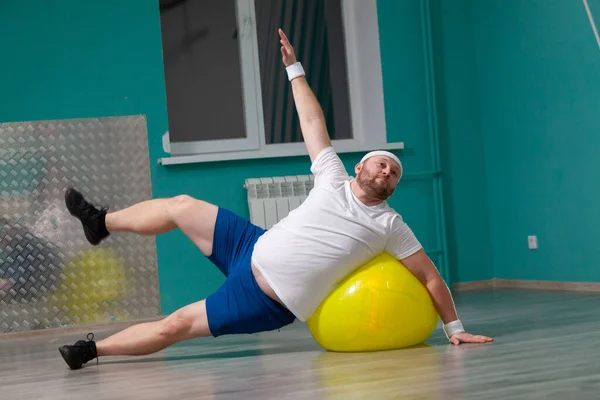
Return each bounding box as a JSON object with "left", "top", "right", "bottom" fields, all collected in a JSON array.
[{"left": 205, "top": 208, "right": 296, "bottom": 337}]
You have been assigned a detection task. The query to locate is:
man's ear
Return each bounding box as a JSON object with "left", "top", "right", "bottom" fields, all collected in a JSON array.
[{"left": 355, "top": 162, "right": 363, "bottom": 175}]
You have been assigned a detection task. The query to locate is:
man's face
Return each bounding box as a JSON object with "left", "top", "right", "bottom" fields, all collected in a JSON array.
[{"left": 355, "top": 156, "right": 401, "bottom": 201}]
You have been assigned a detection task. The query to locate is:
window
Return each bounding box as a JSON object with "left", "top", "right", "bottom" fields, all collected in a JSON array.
[
  {"left": 254, "top": 0, "right": 352, "bottom": 145},
  {"left": 158, "top": 0, "right": 261, "bottom": 155},
  {"left": 158, "top": 0, "right": 403, "bottom": 165}
]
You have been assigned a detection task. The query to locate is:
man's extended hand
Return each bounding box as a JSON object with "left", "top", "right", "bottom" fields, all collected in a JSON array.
[
  {"left": 449, "top": 332, "right": 493, "bottom": 345},
  {"left": 279, "top": 28, "right": 297, "bottom": 67},
  {"left": 276, "top": 27, "right": 331, "bottom": 161}
]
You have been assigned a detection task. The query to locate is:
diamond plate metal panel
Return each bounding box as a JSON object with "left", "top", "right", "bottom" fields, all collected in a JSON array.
[{"left": 0, "top": 116, "right": 160, "bottom": 333}]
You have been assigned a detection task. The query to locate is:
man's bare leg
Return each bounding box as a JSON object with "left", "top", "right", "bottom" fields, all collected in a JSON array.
[
  {"left": 99, "top": 195, "right": 217, "bottom": 354},
  {"left": 60, "top": 190, "right": 219, "bottom": 369},
  {"left": 59, "top": 298, "right": 212, "bottom": 369},
  {"left": 65, "top": 188, "right": 218, "bottom": 256},
  {"left": 104, "top": 198, "right": 178, "bottom": 235},
  {"left": 96, "top": 299, "right": 211, "bottom": 356},
  {"left": 104, "top": 194, "right": 218, "bottom": 255},
  {"left": 93, "top": 196, "right": 217, "bottom": 355}
]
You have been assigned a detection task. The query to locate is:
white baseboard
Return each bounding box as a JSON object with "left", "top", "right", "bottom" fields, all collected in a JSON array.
[
  {"left": 452, "top": 280, "right": 495, "bottom": 291},
  {"left": 452, "top": 278, "right": 600, "bottom": 293}
]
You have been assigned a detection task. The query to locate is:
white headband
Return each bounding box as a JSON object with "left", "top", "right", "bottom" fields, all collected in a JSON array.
[{"left": 360, "top": 151, "right": 402, "bottom": 175}]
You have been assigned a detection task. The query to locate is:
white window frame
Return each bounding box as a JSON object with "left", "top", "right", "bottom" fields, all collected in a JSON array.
[
  {"left": 166, "top": 0, "right": 263, "bottom": 156},
  {"left": 159, "top": 0, "right": 404, "bottom": 166}
]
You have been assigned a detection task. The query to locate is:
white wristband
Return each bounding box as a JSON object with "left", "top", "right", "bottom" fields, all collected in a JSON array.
[
  {"left": 286, "top": 61, "right": 305, "bottom": 81},
  {"left": 443, "top": 319, "right": 465, "bottom": 339}
]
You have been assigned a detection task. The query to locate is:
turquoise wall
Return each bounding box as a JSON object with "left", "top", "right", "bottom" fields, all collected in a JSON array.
[
  {"left": 0, "top": 0, "right": 451, "bottom": 315},
  {"left": 7, "top": 0, "right": 594, "bottom": 317},
  {"left": 471, "top": 0, "right": 600, "bottom": 281},
  {"left": 8, "top": 0, "right": 600, "bottom": 312},
  {"left": 430, "top": 0, "right": 494, "bottom": 283},
  {"left": 430, "top": 0, "right": 600, "bottom": 283}
]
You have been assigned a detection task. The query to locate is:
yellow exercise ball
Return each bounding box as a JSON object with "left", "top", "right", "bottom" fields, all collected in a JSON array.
[
  {"left": 307, "top": 252, "right": 439, "bottom": 352},
  {"left": 53, "top": 248, "right": 128, "bottom": 325}
]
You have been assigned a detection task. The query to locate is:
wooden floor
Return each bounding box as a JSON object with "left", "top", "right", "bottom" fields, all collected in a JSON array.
[{"left": 2, "top": 289, "right": 600, "bottom": 399}]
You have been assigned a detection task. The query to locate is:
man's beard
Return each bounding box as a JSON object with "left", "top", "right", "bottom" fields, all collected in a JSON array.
[{"left": 356, "top": 169, "right": 395, "bottom": 201}]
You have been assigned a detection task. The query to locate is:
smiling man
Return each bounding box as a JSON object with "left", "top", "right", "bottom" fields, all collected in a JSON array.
[{"left": 58, "top": 28, "right": 491, "bottom": 371}]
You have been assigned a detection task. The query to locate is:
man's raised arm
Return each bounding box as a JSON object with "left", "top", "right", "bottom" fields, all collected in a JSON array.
[{"left": 279, "top": 28, "right": 332, "bottom": 162}]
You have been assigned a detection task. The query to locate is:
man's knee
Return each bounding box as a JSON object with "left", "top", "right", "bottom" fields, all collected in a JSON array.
[
  {"left": 166, "top": 195, "right": 207, "bottom": 220},
  {"left": 168, "top": 194, "right": 195, "bottom": 210},
  {"left": 159, "top": 300, "right": 211, "bottom": 340},
  {"left": 159, "top": 312, "right": 192, "bottom": 340}
]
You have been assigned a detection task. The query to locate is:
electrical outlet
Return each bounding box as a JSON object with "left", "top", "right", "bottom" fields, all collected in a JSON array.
[{"left": 528, "top": 235, "right": 538, "bottom": 250}]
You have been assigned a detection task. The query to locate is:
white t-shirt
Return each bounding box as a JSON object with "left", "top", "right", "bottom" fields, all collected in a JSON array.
[{"left": 251, "top": 147, "right": 423, "bottom": 321}]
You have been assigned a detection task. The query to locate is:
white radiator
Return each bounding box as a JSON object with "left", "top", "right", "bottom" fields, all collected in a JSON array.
[{"left": 244, "top": 175, "right": 315, "bottom": 229}]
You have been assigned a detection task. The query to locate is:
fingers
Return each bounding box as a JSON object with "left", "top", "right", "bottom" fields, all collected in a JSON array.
[
  {"left": 278, "top": 28, "right": 288, "bottom": 46},
  {"left": 278, "top": 28, "right": 292, "bottom": 51},
  {"left": 465, "top": 336, "right": 490, "bottom": 343},
  {"left": 449, "top": 334, "right": 494, "bottom": 345},
  {"left": 278, "top": 28, "right": 288, "bottom": 42}
]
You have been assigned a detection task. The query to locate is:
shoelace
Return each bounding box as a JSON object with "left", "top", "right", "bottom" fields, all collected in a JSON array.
[
  {"left": 79, "top": 205, "right": 108, "bottom": 217},
  {"left": 86, "top": 332, "right": 99, "bottom": 367}
]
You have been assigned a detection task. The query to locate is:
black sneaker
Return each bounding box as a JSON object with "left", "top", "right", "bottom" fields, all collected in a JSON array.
[
  {"left": 58, "top": 333, "right": 98, "bottom": 370},
  {"left": 65, "top": 188, "right": 110, "bottom": 245}
]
